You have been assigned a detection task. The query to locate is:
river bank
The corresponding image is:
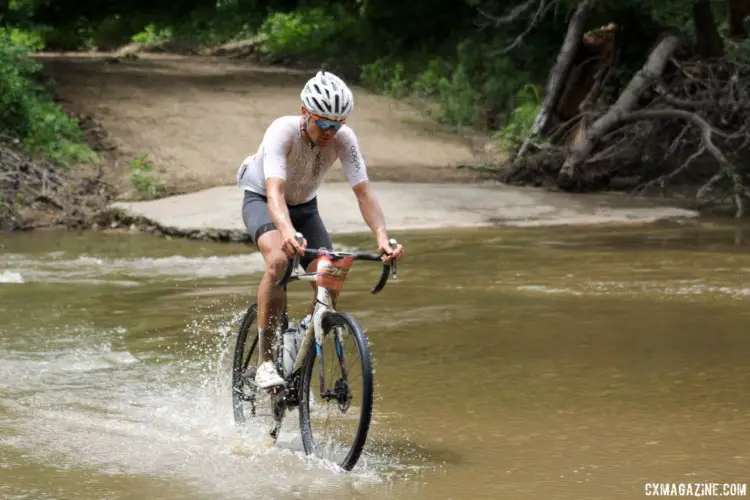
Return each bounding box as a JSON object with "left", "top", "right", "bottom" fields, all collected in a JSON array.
[
  {"left": 104, "top": 181, "right": 699, "bottom": 243},
  {"left": 2, "top": 50, "right": 708, "bottom": 239}
]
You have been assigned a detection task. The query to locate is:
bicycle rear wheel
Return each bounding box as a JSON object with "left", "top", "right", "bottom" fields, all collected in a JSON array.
[
  {"left": 231, "top": 303, "right": 286, "bottom": 441},
  {"left": 298, "top": 312, "right": 374, "bottom": 471}
]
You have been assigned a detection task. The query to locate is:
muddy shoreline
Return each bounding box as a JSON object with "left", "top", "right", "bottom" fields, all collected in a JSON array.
[{"left": 1, "top": 49, "right": 723, "bottom": 238}]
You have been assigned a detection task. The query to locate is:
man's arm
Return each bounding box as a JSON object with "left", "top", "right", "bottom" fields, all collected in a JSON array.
[
  {"left": 352, "top": 182, "right": 404, "bottom": 263},
  {"left": 261, "top": 119, "right": 304, "bottom": 255},
  {"left": 266, "top": 178, "right": 295, "bottom": 238},
  {"left": 338, "top": 128, "right": 403, "bottom": 261},
  {"left": 352, "top": 181, "right": 389, "bottom": 245},
  {"left": 266, "top": 177, "right": 306, "bottom": 256}
]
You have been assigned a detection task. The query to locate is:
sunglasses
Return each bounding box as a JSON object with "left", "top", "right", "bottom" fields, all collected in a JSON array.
[{"left": 311, "top": 114, "right": 345, "bottom": 132}]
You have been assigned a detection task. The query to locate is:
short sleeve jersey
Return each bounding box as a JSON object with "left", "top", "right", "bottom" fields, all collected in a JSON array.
[{"left": 236, "top": 115, "right": 369, "bottom": 205}]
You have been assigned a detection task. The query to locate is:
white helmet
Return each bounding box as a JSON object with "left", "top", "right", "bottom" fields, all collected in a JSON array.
[{"left": 300, "top": 71, "right": 354, "bottom": 121}]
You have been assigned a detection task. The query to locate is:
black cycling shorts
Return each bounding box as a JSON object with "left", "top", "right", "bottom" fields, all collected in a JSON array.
[{"left": 241, "top": 190, "right": 333, "bottom": 270}]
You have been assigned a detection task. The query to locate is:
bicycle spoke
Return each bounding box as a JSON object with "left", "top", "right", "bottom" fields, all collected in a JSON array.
[
  {"left": 317, "top": 342, "right": 326, "bottom": 396},
  {"left": 300, "top": 313, "right": 373, "bottom": 471}
]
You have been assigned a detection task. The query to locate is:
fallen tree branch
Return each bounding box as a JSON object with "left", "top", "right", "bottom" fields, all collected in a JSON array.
[
  {"left": 558, "top": 34, "right": 682, "bottom": 180},
  {"left": 632, "top": 145, "right": 706, "bottom": 195},
  {"left": 597, "top": 108, "right": 744, "bottom": 217},
  {"left": 477, "top": 0, "right": 545, "bottom": 27},
  {"left": 585, "top": 134, "right": 634, "bottom": 163},
  {"left": 500, "top": 0, "right": 560, "bottom": 54},
  {"left": 478, "top": 0, "right": 541, "bottom": 25},
  {"left": 515, "top": 0, "right": 599, "bottom": 160}
]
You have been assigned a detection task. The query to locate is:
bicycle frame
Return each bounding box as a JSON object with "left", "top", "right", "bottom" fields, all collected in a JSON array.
[{"left": 274, "top": 235, "right": 398, "bottom": 377}]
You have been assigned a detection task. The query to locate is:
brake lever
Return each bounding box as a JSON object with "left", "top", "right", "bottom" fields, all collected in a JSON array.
[
  {"left": 275, "top": 232, "right": 306, "bottom": 288},
  {"left": 388, "top": 238, "right": 399, "bottom": 280},
  {"left": 292, "top": 231, "right": 305, "bottom": 268}
]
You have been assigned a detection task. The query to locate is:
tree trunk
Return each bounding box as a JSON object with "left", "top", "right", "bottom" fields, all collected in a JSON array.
[
  {"left": 557, "top": 34, "right": 681, "bottom": 183},
  {"left": 693, "top": 0, "right": 724, "bottom": 58},
  {"left": 515, "top": 0, "right": 598, "bottom": 159},
  {"left": 729, "top": 0, "right": 749, "bottom": 40}
]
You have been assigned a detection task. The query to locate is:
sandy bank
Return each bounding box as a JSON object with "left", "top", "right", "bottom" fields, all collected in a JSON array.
[{"left": 109, "top": 181, "right": 699, "bottom": 241}]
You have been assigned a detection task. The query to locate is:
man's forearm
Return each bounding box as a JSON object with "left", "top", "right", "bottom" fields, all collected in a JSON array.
[
  {"left": 268, "top": 195, "right": 295, "bottom": 236},
  {"left": 357, "top": 191, "right": 388, "bottom": 242}
]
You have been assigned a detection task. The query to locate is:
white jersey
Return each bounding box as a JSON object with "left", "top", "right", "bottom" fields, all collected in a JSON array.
[{"left": 236, "top": 115, "right": 369, "bottom": 205}]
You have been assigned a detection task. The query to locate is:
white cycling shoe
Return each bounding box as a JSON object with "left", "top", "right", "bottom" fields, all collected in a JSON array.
[{"left": 254, "top": 361, "right": 286, "bottom": 390}]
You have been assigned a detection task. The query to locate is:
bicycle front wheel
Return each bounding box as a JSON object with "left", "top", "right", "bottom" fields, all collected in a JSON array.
[{"left": 298, "top": 312, "right": 374, "bottom": 471}]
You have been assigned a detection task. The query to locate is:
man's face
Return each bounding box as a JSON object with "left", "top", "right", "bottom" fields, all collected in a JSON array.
[{"left": 302, "top": 107, "right": 345, "bottom": 147}]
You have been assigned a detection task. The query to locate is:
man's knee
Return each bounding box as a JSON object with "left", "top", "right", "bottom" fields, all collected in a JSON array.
[
  {"left": 257, "top": 230, "right": 288, "bottom": 281},
  {"left": 263, "top": 251, "right": 288, "bottom": 280}
]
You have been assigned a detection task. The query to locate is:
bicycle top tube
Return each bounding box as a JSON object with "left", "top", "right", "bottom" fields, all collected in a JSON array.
[{"left": 274, "top": 233, "right": 399, "bottom": 294}]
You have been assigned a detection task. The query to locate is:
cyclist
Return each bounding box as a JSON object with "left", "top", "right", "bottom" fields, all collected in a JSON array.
[{"left": 236, "top": 71, "right": 405, "bottom": 390}]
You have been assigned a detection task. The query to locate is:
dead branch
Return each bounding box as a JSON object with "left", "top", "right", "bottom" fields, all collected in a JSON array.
[
  {"left": 500, "top": 0, "right": 561, "bottom": 54},
  {"left": 558, "top": 34, "right": 682, "bottom": 180},
  {"left": 585, "top": 134, "right": 633, "bottom": 163},
  {"left": 515, "top": 0, "right": 599, "bottom": 160},
  {"left": 632, "top": 146, "right": 706, "bottom": 195},
  {"left": 1, "top": 142, "right": 69, "bottom": 228},
  {"left": 603, "top": 109, "right": 744, "bottom": 217},
  {"left": 547, "top": 111, "right": 594, "bottom": 143},
  {"left": 478, "top": 0, "right": 541, "bottom": 25}
]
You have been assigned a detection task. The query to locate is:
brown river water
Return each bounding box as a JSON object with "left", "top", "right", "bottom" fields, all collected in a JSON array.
[{"left": 1, "top": 220, "right": 749, "bottom": 499}]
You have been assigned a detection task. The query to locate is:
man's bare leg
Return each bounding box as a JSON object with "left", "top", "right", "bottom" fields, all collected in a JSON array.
[{"left": 256, "top": 230, "right": 289, "bottom": 366}]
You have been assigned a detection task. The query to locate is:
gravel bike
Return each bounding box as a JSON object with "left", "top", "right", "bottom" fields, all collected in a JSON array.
[{"left": 231, "top": 233, "right": 399, "bottom": 471}]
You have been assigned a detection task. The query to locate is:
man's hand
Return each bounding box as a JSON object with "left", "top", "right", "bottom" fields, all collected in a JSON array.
[
  {"left": 378, "top": 237, "right": 404, "bottom": 264},
  {"left": 281, "top": 231, "right": 306, "bottom": 258}
]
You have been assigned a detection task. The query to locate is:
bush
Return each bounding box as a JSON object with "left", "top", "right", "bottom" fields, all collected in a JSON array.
[
  {"left": 494, "top": 84, "right": 542, "bottom": 151},
  {"left": 0, "top": 28, "right": 93, "bottom": 165},
  {"left": 360, "top": 58, "right": 412, "bottom": 99},
  {"left": 257, "top": 8, "right": 355, "bottom": 61},
  {"left": 356, "top": 39, "right": 534, "bottom": 134}
]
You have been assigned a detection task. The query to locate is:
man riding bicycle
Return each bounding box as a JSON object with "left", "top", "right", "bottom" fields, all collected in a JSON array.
[{"left": 236, "top": 71, "right": 405, "bottom": 391}]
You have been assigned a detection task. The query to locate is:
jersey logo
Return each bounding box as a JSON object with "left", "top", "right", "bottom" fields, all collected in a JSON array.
[{"left": 349, "top": 145, "right": 361, "bottom": 172}]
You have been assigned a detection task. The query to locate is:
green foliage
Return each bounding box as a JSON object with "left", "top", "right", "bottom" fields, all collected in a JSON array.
[
  {"left": 128, "top": 153, "right": 167, "bottom": 199},
  {"left": 358, "top": 38, "right": 534, "bottom": 133},
  {"left": 131, "top": 23, "right": 172, "bottom": 45},
  {"left": 6, "top": 0, "right": 748, "bottom": 170},
  {"left": 494, "top": 84, "right": 542, "bottom": 151},
  {"left": 166, "top": 9, "right": 256, "bottom": 46},
  {"left": 728, "top": 38, "right": 750, "bottom": 62},
  {"left": 360, "top": 59, "right": 412, "bottom": 99},
  {"left": 647, "top": 0, "right": 697, "bottom": 33},
  {"left": 434, "top": 63, "right": 483, "bottom": 130},
  {"left": 257, "top": 8, "right": 355, "bottom": 60},
  {"left": 0, "top": 28, "right": 94, "bottom": 165}
]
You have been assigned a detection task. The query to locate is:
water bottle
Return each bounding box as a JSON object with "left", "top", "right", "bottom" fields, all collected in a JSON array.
[{"left": 282, "top": 322, "right": 298, "bottom": 377}]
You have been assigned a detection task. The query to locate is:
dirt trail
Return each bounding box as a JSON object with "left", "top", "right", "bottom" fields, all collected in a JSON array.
[{"left": 39, "top": 53, "right": 491, "bottom": 197}]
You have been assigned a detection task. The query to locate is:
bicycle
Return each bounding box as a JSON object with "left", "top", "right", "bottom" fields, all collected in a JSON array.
[{"left": 231, "top": 233, "right": 399, "bottom": 471}]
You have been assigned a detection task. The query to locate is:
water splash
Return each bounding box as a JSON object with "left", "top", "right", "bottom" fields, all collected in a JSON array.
[
  {"left": 0, "top": 304, "right": 426, "bottom": 499},
  {"left": 0, "top": 270, "right": 24, "bottom": 284},
  {"left": 0, "top": 241, "right": 361, "bottom": 286}
]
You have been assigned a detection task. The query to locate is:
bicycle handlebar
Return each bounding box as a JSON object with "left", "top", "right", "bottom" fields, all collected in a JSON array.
[{"left": 275, "top": 233, "right": 399, "bottom": 294}]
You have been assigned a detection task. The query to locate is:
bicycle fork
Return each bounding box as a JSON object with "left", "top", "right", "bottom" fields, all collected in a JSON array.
[{"left": 293, "top": 287, "right": 352, "bottom": 408}]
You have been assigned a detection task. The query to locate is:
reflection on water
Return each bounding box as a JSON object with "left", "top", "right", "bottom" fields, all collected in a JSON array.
[{"left": 1, "top": 220, "right": 749, "bottom": 499}]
